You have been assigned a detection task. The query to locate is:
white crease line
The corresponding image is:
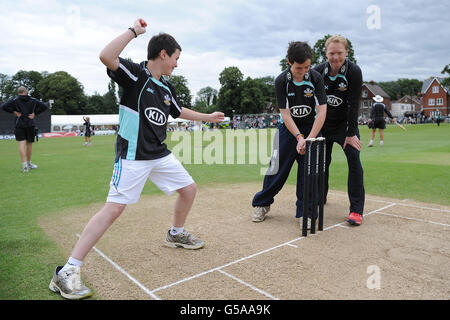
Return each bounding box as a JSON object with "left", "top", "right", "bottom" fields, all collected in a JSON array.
[
  {"left": 377, "top": 212, "right": 450, "bottom": 227},
  {"left": 217, "top": 269, "right": 280, "bottom": 300},
  {"left": 337, "top": 224, "right": 350, "bottom": 229},
  {"left": 394, "top": 203, "right": 450, "bottom": 213},
  {"left": 328, "top": 191, "right": 450, "bottom": 213},
  {"left": 75, "top": 234, "right": 161, "bottom": 300},
  {"left": 286, "top": 243, "right": 298, "bottom": 248},
  {"left": 152, "top": 237, "right": 305, "bottom": 293},
  {"left": 364, "top": 203, "right": 397, "bottom": 217},
  {"left": 152, "top": 203, "right": 397, "bottom": 294},
  {"left": 327, "top": 191, "right": 393, "bottom": 204}
]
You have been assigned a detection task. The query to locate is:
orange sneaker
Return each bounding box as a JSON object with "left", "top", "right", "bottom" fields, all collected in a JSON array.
[{"left": 347, "top": 212, "right": 362, "bottom": 226}]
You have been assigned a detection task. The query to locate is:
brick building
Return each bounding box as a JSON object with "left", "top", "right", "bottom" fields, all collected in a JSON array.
[
  {"left": 421, "top": 77, "right": 449, "bottom": 118},
  {"left": 360, "top": 82, "right": 391, "bottom": 118}
]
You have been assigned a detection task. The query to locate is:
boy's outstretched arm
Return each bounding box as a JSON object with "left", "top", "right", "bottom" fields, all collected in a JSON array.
[
  {"left": 179, "top": 107, "right": 225, "bottom": 123},
  {"left": 99, "top": 19, "right": 148, "bottom": 71}
]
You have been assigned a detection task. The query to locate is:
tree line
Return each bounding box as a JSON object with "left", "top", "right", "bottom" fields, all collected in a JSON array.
[
  {"left": 0, "top": 70, "right": 118, "bottom": 115},
  {"left": 1, "top": 35, "right": 448, "bottom": 116}
]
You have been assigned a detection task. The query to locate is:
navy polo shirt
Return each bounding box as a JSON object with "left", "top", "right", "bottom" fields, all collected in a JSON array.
[
  {"left": 275, "top": 68, "right": 327, "bottom": 129},
  {"left": 107, "top": 57, "right": 182, "bottom": 161}
]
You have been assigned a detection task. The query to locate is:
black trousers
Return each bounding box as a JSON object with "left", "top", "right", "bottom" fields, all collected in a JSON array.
[
  {"left": 323, "top": 124, "right": 365, "bottom": 215},
  {"left": 252, "top": 124, "right": 318, "bottom": 218}
]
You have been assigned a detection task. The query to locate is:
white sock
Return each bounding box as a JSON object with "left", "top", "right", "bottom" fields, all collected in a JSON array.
[
  {"left": 170, "top": 226, "right": 184, "bottom": 236},
  {"left": 369, "top": 140, "right": 373, "bottom": 144},
  {"left": 22, "top": 162, "right": 28, "bottom": 168},
  {"left": 59, "top": 257, "right": 83, "bottom": 274}
]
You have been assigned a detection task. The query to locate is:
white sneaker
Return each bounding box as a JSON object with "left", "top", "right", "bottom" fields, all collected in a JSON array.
[
  {"left": 28, "top": 162, "right": 38, "bottom": 169},
  {"left": 49, "top": 266, "right": 92, "bottom": 300},
  {"left": 252, "top": 206, "right": 270, "bottom": 222},
  {"left": 380, "top": 141, "right": 384, "bottom": 147},
  {"left": 165, "top": 230, "right": 205, "bottom": 249}
]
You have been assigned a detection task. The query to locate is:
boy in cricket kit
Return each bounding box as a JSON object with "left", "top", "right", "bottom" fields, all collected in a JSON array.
[
  {"left": 49, "top": 18, "right": 224, "bottom": 300},
  {"left": 252, "top": 41, "right": 327, "bottom": 229}
]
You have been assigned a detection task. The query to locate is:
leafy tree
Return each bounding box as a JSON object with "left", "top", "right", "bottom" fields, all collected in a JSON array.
[
  {"left": 197, "top": 86, "right": 218, "bottom": 108},
  {"left": 255, "top": 76, "right": 276, "bottom": 109},
  {"left": 192, "top": 99, "right": 208, "bottom": 113},
  {"left": 0, "top": 73, "right": 10, "bottom": 101},
  {"left": 279, "top": 35, "right": 357, "bottom": 71},
  {"left": 37, "top": 71, "right": 87, "bottom": 114},
  {"left": 9, "top": 70, "right": 45, "bottom": 99},
  {"left": 279, "top": 58, "right": 289, "bottom": 71},
  {"left": 312, "top": 34, "right": 357, "bottom": 65},
  {"left": 168, "top": 75, "right": 192, "bottom": 108},
  {"left": 0, "top": 71, "right": 47, "bottom": 100},
  {"left": 377, "top": 79, "right": 423, "bottom": 100},
  {"left": 193, "top": 86, "right": 218, "bottom": 113},
  {"left": 240, "top": 77, "right": 265, "bottom": 114},
  {"left": 441, "top": 64, "right": 450, "bottom": 87},
  {"left": 217, "top": 66, "right": 243, "bottom": 116},
  {"left": 102, "top": 80, "right": 119, "bottom": 114},
  {"left": 85, "top": 93, "right": 104, "bottom": 114}
]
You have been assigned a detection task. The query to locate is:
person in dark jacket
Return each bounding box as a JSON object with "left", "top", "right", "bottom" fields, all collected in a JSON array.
[
  {"left": 368, "top": 95, "right": 394, "bottom": 147},
  {"left": 1, "top": 86, "right": 48, "bottom": 172},
  {"left": 82, "top": 116, "right": 92, "bottom": 146}
]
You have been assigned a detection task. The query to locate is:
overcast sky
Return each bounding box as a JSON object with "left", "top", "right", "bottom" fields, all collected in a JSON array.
[{"left": 0, "top": 0, "right": 448, "bottom": 99}]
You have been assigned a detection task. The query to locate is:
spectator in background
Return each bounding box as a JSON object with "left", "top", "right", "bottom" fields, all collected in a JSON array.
[
  {"left": 0, "top": 86, "right": 48, "bottom": 172},
  {"left": 367, "top": 95, "right": 394, "bottom": 147},
  {"left": 82, "top": 116, "right": 93, "bottom": 146}
]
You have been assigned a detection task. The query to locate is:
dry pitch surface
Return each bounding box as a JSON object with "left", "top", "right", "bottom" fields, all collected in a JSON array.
[{"left": 40, "top": 183, "right": 450, "bottom": 300}]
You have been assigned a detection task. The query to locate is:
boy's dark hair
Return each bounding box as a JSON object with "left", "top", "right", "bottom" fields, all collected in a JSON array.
[
  {"left": 286, "top": 41, "right": 312, "bottom": 64},
  {"left": 147, "top": 33, "right": 182, "bottom": 60}
]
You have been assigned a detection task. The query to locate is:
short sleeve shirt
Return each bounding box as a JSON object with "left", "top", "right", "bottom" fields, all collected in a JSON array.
[
  {"left": 107, "top": 57, "right": 182, "bottom": 161},
  {"left": 275, "top": 69, "right": 327, "bottom": 129}
]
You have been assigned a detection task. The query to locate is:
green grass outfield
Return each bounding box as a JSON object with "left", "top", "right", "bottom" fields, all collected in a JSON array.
[{"left": 0, "top": 123, "right": 449, "bottom": 299}]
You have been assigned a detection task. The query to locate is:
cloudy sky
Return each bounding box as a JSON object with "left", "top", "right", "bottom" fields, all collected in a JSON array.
[{"left": 0, "top": 0, "right": 448, "bottom": 99}]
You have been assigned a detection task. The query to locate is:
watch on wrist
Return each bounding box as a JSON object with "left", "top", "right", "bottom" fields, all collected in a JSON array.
[{"left": 128, "top": 27, "right": 137, "bottom": 38}]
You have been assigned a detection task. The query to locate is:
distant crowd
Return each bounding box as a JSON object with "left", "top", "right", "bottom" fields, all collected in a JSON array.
[{"left": 358, "top": 114, "right": 445, "bottom": 125}]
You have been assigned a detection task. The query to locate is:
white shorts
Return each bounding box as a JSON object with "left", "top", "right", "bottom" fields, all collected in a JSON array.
[{"left": 106, "top": 153, "right": 195, "bottom": 204}]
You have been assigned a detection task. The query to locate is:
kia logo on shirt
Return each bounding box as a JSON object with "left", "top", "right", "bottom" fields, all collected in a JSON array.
[
  {"left": 327, "top": 95, "right": 343, "bottom": 107},
  {"left": 145, "top": 107, "right": 167, "bottom": 126},
  {"left": 290, "top": 105, "right": 311, "bottom": 118}
]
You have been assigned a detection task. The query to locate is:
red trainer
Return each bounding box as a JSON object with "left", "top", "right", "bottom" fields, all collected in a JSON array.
[{"left": 347, "top": 212, "right": 362, "bottom": 226}]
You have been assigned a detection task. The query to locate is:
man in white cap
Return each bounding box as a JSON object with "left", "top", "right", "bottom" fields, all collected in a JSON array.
[{"left": 368, "top": 95, "right": 394, "bottom": 147}]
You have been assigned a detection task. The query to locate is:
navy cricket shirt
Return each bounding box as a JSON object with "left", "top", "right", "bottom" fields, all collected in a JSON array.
[
  {"left": 107, "top": 57, "right": 182, "bottom": 161},
  {"left": 275, "top": 68, "right": 327, "bottom": 129},
  {"left": 313, "top": 59, "right": 363, "bottom": 137}
]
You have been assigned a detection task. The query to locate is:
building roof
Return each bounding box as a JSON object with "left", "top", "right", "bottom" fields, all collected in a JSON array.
[
  {"left": 421, "top": 77, "right": 449, "bottom": 94},
  {"left": 392, "top": 95, "right": 422, "bottom": 105},
  {"left": 363, "top": 83, "right": 390, "bottom": 98}
]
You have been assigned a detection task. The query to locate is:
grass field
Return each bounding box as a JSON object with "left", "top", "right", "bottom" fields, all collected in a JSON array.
[{"left": 0, "top": 123, "right": 449, "bottom": 300}]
